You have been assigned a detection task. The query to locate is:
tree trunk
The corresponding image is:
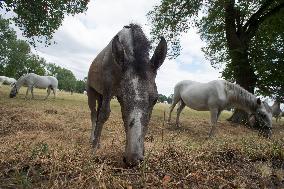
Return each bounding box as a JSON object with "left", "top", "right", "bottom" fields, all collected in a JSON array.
[
  {"left": 227, "top": 47, "right": 257, "bottom": 125},
  {"left": 224, "top": 1, "right": 257, "bottom": 125}
]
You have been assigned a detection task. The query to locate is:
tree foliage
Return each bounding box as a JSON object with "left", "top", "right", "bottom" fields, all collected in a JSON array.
[
  {"left": 0, "top": 0, "right": 89, "bottom": 45},
  {"left": 0, "top": 16, "right": 85, "bottom": 93},
  {"left": 148, "top": 0, "right": 284, "bottom": 99},
  {"left": 46, "top": 63, "right": 76, "bottom": 91}
]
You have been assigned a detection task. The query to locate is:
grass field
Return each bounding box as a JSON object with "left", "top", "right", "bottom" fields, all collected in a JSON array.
[{"left": 0, "top": 85, "right": 283, "bottom": 188}]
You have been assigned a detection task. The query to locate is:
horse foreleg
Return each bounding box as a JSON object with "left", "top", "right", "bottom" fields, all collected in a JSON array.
[
  {"left": 92, "top": 94, "right": 111, "bottom": 150},
  {"left": 45, "top": 88, "right": 51, "bottom": 100},
  {"left": 88, "top": 87, "right": 98, "bottom": 144},
  {"left": 176, "top": 101, "right": 185, "bottom": 127},
  {"left": 25, "top": 87, "right": 31, "bottom": 100},
  {"left": 209, "top": 109, "right": 220, "bottom": 137}
]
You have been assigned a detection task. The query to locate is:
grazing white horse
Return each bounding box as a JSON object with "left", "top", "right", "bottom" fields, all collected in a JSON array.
[
  {"left": 271, "top": 101, "right": 282, "bottom": 122},
  {"left": 0, "top": 76, "right": 17, "bottom": 87},
  {"left": 168, "top": 80, "right": 273, "bottom": 137},
  {"left": 10, "top": 73, "right": 58, "bottom": 100}
]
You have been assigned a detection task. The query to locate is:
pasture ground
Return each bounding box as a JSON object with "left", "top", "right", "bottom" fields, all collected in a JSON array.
[{"left": 0, "top": 86, "right": 283, "bottom": 188}]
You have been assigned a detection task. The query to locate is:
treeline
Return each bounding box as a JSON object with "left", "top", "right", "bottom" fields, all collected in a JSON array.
[
  {"left": 158, "top": 94, "right": 173, "bottom": 104},
  {"left": 0, "top": 16, "right": 86, "bottom": 93}
]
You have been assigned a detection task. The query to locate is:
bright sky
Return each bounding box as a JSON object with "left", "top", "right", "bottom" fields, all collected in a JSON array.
[{"left": 3, "top": 0, "right": 222, "bottom": 96}]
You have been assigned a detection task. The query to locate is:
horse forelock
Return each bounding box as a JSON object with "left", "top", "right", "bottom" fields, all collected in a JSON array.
[{"left": 120, "top": 24, "right": 151, "bottom": 76}]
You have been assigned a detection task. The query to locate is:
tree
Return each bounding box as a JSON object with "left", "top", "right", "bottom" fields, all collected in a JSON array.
[
  {"left": 0, "top": 15, "right": 17, "bottom": 75},
  {"left": 75, "top": 79, "right": 86, "bottom": 93},
  {"left": 158, "top": 94, "right": 168, "bottom": 103},
  {"left": 46, "top": 63, "right": 76, "bottom": 91},
  {"left": 1, "top": 0, "right": 89, "bottom": 45},
  {"left": 4, "top": 39, "right": 31, "bottom": 78},
  {"left": 167, "top": 94, "right": 174, "bottom": 104},
  {"left": 25, "top": 55, "right": 47, "bottom": 76},
  {"left": 148, "top": 0, "right": 284, "bottom": 124}
]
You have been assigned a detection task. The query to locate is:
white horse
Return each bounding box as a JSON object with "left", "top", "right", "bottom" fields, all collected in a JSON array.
[
  {"left": 271, "top": 101, "right": 282, "bottom": 122},
  {"left": 10, "top": 73, "right": 58, "bottom": 100},
  {"left": 0, "top": 76, "right": 17, "bottom": 87},
  {"left": 168, "top": 80, "right": 273, "bottom": 137}
]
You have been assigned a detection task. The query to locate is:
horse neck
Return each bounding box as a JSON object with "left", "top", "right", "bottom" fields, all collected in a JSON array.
[
  {"left": 16, "top": 75, "right": 26, "bottom": 89},
  {"left": 225, "top": 81, "right": 257, "bottom": 113}
]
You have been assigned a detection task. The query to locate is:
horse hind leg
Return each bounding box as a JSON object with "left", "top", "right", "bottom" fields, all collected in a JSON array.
[
  {"left": 52, "top": 87, "right": 56, "bottom": 99},
  {"left": 31, "top": 87, "right": 34, "bottom": 99},
  {"left": 45, "top": 87, "right": 51, "bottom": 100},
  {"left": 175, "top": 100, "right": 186, "bottom": 127},
  {"left": 168, "top": 93, "right": 181, "bottom": 123},
  {"left": 25, "top": 86, "right": 32, "bottom": 100}
]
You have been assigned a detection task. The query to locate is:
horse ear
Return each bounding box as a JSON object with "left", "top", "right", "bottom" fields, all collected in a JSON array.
[
  {"left": 256, "top": 98, "right": 261, "bottom": 105},
  {"left": 112, "top": 35, "right": 124, "bottom": 66},
  {"left": 151, "top": 37, "right": 167, "bottom": 71}
]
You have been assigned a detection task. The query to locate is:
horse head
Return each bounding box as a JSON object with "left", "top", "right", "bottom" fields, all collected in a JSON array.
[
  {"left": 250, "top": 98, "right": 273, "bottom": 138},
  {"left": 9, "top": 84, "right": 18, "bottom": 98},
  {"left": 113, "top": 25, "right": 167, "bottom": 166}
]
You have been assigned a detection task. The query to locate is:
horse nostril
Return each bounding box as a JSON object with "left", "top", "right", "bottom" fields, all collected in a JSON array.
[{"left": 123, "top": 156, "right": 126, "bottom": 164}]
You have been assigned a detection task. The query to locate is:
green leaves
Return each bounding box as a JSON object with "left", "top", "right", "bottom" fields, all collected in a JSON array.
[
  {"left": 0, "top": 16, "right": 86, "bottom": 93},
  {"left": 148, "top": 0, "right": 284, "bottom": 98},
  {"left": 46, "top": 63, "right": 77, "bottom": 91},
  {"left": 147, "top": 0, "right": 202, "bottom": 58},
  {"left": 1, "top": 0, "right": 89, "bottom": 46}
]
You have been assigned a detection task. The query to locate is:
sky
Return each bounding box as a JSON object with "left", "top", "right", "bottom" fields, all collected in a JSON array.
[{"left": 2, "top": 0, "right": 222, "bottom": 96}]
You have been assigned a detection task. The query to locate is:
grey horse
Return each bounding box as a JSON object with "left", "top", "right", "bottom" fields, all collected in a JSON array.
[
  {"left": 168, "top": 80, "right": 273, "bottom": 137},
  {"left": 87, "top": 24, "right": 167, "bottom": 166}
]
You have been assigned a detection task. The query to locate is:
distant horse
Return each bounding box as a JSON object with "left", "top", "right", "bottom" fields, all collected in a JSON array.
[
  {"left": 0, "top": 76, "right": 16, "bottom": 87},
  {"left": 168, "top": 80, "right": 273, "bottom": 137},
  {"left": 271, "top": 101, "right": 282, "bottom": 122},
  {"left": 87, "top": 24, "right": 167, "bottom": 166},
  {"left": 10, "top": 73, "right": 58, "bottom": 100}
]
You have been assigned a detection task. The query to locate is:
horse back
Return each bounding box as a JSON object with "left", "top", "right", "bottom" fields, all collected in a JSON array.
[{"left": 179, "top": 80, "right": 228, "bottom": 110}]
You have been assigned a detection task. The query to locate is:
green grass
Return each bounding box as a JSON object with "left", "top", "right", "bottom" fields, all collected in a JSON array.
[{"left": 0, "top": 85, "right": 283, "bottom": 188}]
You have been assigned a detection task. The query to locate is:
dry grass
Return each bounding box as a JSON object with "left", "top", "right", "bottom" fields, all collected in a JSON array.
[{"left": 0, "top": 85, "right": 283, "bottom": 188}]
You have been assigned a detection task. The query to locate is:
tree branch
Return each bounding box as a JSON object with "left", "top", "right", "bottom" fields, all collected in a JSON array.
[
  {"left": 245, "top": 2, "right": 284, "bottom": 40},
  {"left": 243, "top": 0, "right": 273, "bottom": 31},
  {"left": 224, "top": 0, "right": 241, "bottom": 49}
]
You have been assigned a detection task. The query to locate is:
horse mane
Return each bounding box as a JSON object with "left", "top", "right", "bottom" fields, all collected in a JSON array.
[
  {"left": 224, "top": 81, "right": 258, "bottom": 111},
  {"left": 127, "top": 24, "right": 151, "bottom": 75},
  {"left": 15, "top": 73, "right": 30, "bottom": 88}
]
